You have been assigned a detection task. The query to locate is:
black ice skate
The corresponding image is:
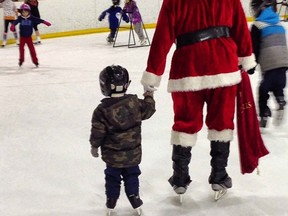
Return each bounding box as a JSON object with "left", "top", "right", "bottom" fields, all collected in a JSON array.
[
  {"left": 106, "top": 197, "right": 117, "bottom": 216},
  {"left": 209, "top": 141, "right": 231, "bottom": 201},
  {"left": 33, "top": 41, "right": 41, "bottom": 45},
  {"left": 209, "top": 175, "right": 232, "bottom": 201},
  {"left": 168, "top": 177, "right": 190, "bottom": 195},
  {"left": 106, "top": 36, "right": 114, "bottom": 44},
  {"left": 168, "top": 177, "right": 191, "bottom": 203},
  {"left": 260, "top": 108, "right": 272, "bottom": 128},
  {"left": 128, "top": 194, "right": 143, "bottom": 215},
  {"left": 259, "top": 116, "right": 268, "bottom": 128}
]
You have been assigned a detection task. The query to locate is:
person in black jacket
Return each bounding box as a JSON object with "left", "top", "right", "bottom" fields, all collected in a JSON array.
[{"left": 89, "top": 65, "right": 155, "bottom": 215}]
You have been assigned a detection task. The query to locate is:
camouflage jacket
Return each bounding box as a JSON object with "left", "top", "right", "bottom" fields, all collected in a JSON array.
[{"left": 89, "top": 94, "right": 156, "bottom": 168}]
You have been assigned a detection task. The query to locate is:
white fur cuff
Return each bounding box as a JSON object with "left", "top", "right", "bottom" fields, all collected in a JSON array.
[
  {"left": 170, "top": 130, "right": 197, "bottom": 147},
  {"left": 141, "top": 71, "right": 162, "bottom": 87},
  {"left": 207, "top": 129, "right": 233, "bottom": 142},
  {"left": 238, "top": 53, "right": 257, "bottom": 71}
]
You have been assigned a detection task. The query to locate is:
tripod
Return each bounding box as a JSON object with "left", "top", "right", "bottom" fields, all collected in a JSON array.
[
  {"left": 113, "top": 12, "right": 150, "bottom": 48},
  {"left": 277, "top": 0, "right": 288, "bottom": 21}
]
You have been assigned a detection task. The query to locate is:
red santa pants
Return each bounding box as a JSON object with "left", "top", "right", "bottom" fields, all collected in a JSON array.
[
  {"left": 19, "top": 36, "right": 38, "bottom": 64},
  {"left": 171, "top": 85, "right": 237, "bottom": 136}
]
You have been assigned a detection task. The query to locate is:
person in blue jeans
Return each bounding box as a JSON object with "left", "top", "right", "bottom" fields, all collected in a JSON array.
[
  {"left": 89, "top": 65, "right": 155, "bottom": 215},
  {"left": 98, "top": 0, "right": 129, "bottom": 43}
]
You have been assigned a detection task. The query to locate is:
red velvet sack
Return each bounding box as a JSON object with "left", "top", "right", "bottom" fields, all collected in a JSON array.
[{"left": 236, "top": 71, "right": 269, "bottom": 174}]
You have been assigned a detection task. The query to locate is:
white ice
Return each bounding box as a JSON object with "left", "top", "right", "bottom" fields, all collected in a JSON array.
[{"left": 0, "top": 28, "right": 288, "bottom": 216}]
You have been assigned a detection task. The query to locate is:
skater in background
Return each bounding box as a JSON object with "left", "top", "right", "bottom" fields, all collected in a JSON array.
[
  {"left": 10, "top": 3, "right": 51, "bottom": 66},
  {"left": 123, "top": 0, "right": 147, "bottom": 45},
  {"left": 89, "top": 65, "right": 155, "bottom": 215},
  {"left": 24, "top": 0, "right": 41, "bottom": 44},
  {"left": 141, "top": 0, "right": 256, "bottom": 199},
  {"left": 98, "top": 0, "right": 129, "bottom": 43},
  {"left": 0, "top": 0, "right": 19, "bottom": 47},
  {"left": 250, "top": 0, "right": 287, "bottom": 128}
]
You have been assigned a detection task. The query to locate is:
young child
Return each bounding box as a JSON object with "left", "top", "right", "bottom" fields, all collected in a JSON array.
[
  {"left": 89, "top": 65, "right": 155, "bottom": 215},
  {"left": 98, "top": 0, "right": 129, "bottom": 43},
  {"left": 123, "top": 0, "right": 147, "bottom": 45},
  {"left": 0, "top": 0, "right": 19, "bottom": 47},
  {"left": 250, "top": 0, "right": 287, "bottom": 127},
  {"left": 25, "top": 0, "right": 41, "bottom": 44},
  {"left": 10, "top": 3, "right": 51, "bottom": 67}
]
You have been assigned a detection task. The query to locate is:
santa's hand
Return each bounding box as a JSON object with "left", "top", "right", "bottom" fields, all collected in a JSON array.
[
  {"left": 143, "top": 84, "right": 157, "bottom": 92},
  {"left": 247, "top": 67, "right": 256, "bottom": 75}
]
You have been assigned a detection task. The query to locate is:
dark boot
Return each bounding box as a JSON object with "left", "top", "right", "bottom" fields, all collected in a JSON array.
[
  {"left": 209, "top": 141, "right": 232, "bottom": 191},
  {"left": 106, "top": 197, "right": 118, "bottom": 209},
  {"left": 127, "top": 194, "right": 143, "bottom": 209},
  {"left": 168, "top": 144, "right": 192, "bottom": 194}
]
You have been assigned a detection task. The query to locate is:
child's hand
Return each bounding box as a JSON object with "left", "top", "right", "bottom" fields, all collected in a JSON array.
[
  {"left": 143, "top": 91, "right": 154, "bottom": 97},
  {"left": 43, "top": 21, "right": 51, "bottom": 26},
  {"left": 91, "top": 147, "right": 99, "bottom": 158}
]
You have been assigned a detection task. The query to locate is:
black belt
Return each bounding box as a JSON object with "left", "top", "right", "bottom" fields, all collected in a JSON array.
[{"left": 176, "top": 26, "right": 230, "bottom": 49}]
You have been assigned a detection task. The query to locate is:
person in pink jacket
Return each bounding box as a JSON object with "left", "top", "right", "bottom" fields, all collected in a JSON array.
[
  {"left": 141, "top": 0, "right": 257, "bottom": 199},
  {"left": 123, "top": 0, "right": 146, "bottom": 45}
]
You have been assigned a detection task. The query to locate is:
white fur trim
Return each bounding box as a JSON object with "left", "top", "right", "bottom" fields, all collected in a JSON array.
[
  {"left": 167, "top": 71, "right": 241, "bottom": 92},
  {"left": 238, "top": 53, "right": 257, "bottom": 71},
  {"left": 141, "top": 71, "right": 162, "bottom": 87},
  {"left": 207, "top": 129, "right": 233, "bottom": 142},
  {"left": 170, "top": 130, "right": 197, "bottom": 147}
]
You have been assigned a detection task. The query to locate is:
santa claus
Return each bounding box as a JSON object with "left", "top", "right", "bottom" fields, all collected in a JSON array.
[{"left": 141, "top": 0, "right": 258, "bottom": 199}]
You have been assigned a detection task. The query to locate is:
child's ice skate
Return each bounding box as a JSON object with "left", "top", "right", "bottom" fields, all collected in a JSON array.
[
  {"left": 259, "top": 108, "right": 272, "bottom": 128},
  {"left": 273, "top": 101, "right": 286, "bottom": 126},
  {"left": 140, "top": 38, "right": 147, "bottom": 45},
  {"left": 1, "top": 40, "right": 6, "bottom": 47},
  {"left": 106, "top": 36, "right": 114, "bottom": 44},
  {"left": 33, "top": 40, "right": 42, "bottom": 45},
  {"left": 106, "top": 197, "right": 117, "bottom": 216},
  {"left": 259, "top": 116, "right": 268, "bottom": 128},
  {"left": 128, "top": 194, "right": 143, "bottom": 215}
]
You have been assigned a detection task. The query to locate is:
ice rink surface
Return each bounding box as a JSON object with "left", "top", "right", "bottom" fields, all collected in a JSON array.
[{"left": 0, "top": 28, "right": 288, "bottom": 216}]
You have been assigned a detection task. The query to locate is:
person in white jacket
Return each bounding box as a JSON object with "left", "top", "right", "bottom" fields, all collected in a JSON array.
[{"left": 0, "top": 0, "right": 19, "bottom": 47}]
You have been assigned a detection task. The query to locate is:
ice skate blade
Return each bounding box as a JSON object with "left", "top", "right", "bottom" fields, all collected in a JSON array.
[
  {"left": 135, "top": 207, "right": 142, "bottom": 215},
  {"left": 214, "top": 189, "right": 227, "bottom": 201},
  {"left": 106, "top": 208, "right": 113, "bottom": 216},
  {"left": 179, "top": 194, "right": 183, "bottom": 204},
  {"left": 273, "top": 110, "right": 284, "bottom": 127}
]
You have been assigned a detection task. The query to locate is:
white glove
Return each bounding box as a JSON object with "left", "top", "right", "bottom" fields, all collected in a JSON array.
[
  {"left": 143, "top": 84, "right": 157, "bottom": 92},
  {"left": 91, "top": 147, "right": 99, "bottom": 158}
]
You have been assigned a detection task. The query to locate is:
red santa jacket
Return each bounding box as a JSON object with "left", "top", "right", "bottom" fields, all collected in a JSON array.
[{"left": 141, "top": 0, "right": 256, "bottom": 92}]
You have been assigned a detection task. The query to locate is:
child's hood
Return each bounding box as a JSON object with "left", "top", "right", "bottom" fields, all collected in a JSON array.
[{"left": 256, "top": 6, "right": 280, "bottom": 25}]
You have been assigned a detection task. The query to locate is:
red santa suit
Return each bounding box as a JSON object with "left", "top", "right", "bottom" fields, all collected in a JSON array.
[{"left": 141, "top": 0, "right": 257, "bottom": 147}]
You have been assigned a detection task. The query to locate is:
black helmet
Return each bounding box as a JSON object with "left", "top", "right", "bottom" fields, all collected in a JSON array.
[
  {"left": 112, "top": 0, "right": 120, "bottom": 6},
  {"left": 250, "top": 0, "right": 277, "bottom": 17},
  {"left": 99, "top": 65, "right": 130, "bottom": 96}
]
